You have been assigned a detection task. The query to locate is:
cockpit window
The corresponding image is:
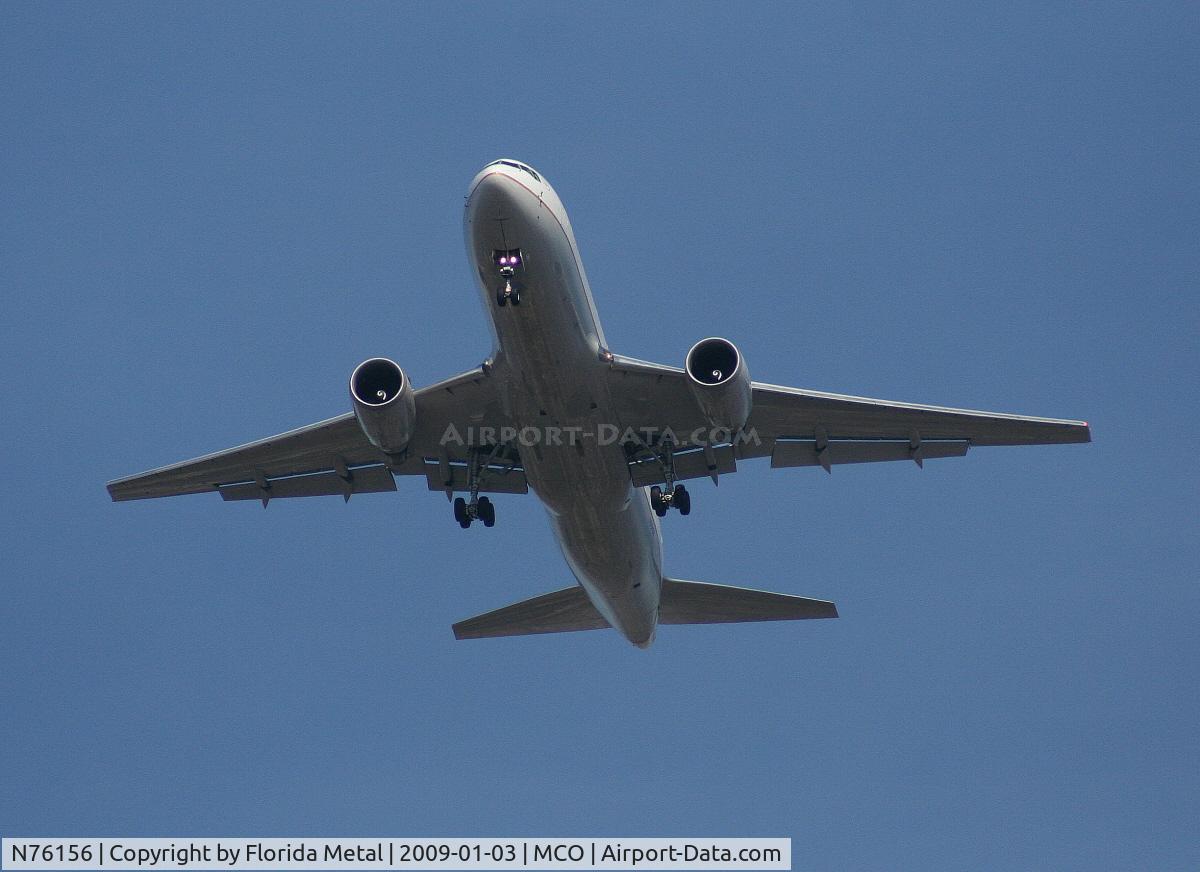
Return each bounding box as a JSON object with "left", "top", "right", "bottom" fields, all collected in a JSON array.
[{"left": 486, "top": 160, "right": 541, "bottom": 183}]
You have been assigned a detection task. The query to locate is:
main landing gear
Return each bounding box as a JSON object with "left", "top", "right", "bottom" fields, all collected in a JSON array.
[
  {"left": 644, "top": 438, "right": 692, "bottom": 517},
  {"left": 452, "top": 446, "right": 500, "bottom": 529},
  {"left": 650, "top": 483, "right": 690, "bottom": 517},
  {"left": 454, "top": 495, "right": 495, "bottom": 528}
]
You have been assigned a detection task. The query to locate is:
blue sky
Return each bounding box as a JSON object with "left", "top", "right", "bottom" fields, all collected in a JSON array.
[{"left": 2, "top": 3, "right": 1196, "bottom": 870}]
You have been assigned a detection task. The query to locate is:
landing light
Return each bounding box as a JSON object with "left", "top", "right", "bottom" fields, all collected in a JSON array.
[{"left": 493, "top": 248, "right": 523, "bottom": 269}]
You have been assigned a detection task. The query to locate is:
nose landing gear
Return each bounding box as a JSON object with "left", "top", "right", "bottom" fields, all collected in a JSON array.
[
  {"left": 493, "top": 248, "right": 523, "bottom": 307},
  {"left": 496, "top": 278, "right": 521, "bottom": 307}
]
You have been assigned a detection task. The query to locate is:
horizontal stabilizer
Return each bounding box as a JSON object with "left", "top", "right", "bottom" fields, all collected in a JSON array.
[
  {"left": 453, "top": 579, "right": 837, "bottom": 641},
  {"left": 660, "top": 578, "right": 837, "bottom": 624},
  {"left": 452, "top": 585, "right": 609, "bottom": 640}
]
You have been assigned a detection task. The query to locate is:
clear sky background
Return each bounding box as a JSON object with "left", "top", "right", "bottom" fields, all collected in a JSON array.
[{"left": 2, "top": 3, "right": 1196, "bottom": 870}]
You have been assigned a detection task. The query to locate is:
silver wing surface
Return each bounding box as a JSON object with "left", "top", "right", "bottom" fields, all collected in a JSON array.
[
  {"left": 606, "top": 353, "right": 1089, "bottom": 480},
  {"left": 108, "top": 368, "right": 525, "bottom": 502}
]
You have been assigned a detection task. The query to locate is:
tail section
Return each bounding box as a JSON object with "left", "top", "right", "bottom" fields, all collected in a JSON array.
[
  {"left": 452, "top": 585, "right": 608, "bottom": 640},
  {"left": 452, "top": 578, "right": 836, "bottom": 641},
  {"left": 661, "top": 578, "right": 838, "bottom": 624}
]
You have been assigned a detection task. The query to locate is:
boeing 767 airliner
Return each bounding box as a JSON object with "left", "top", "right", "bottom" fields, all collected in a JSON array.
[{"left": 108, "top": 159, "right": 1090, "bottom": 647}]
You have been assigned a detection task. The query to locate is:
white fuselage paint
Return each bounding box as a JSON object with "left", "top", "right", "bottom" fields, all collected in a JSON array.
[{"left": 464, "top": 161, "right": 661, "bottom": 647}]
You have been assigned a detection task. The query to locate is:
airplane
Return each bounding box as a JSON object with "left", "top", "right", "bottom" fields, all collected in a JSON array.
[{"left": 108, "top": 159, "right": 1091, "bottom": 648}]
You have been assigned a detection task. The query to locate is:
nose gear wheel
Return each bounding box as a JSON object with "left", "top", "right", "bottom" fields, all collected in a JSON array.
[{"left": 496, "top": 280, "right": 521, "bottom": 307}]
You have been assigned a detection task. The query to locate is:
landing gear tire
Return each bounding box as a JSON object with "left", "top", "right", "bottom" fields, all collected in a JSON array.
[
  {"left": 454, "top": 497, "right": 471, "bottom": 528},
  {"left": 510, "top": 288, "right": 520, "bottom": 305},
  {"left": 650, "top": 485, "right": 668, "bottom": 517},
  {"left": 496, "top": 289, "right": 508, "bottom": 307},
  {"left": 479, "top": 496, "right": 495, "bottom": 527},
  {"left": 673, "top": 484, "right": 691, "bottom": 516}
]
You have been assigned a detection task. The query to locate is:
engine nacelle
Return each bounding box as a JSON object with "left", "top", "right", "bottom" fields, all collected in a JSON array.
[
  {"left": 685, "top": 337, "right": 752, "bottom": 434},
  {"left": 350, "top": 357, "right": 416, "bottom": 455}
]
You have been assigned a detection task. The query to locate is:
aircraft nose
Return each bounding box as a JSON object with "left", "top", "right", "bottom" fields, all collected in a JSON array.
[{"left": 468, "top": 170, "right": 525, "bottom": 220}]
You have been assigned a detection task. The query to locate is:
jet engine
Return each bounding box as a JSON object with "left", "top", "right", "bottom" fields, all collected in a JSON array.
[
  {"left": 350, "top": 357, "right": 416, "bottom": 455},
  {"left": 685, "top": 337, "right": 752, "bottom": 433}
]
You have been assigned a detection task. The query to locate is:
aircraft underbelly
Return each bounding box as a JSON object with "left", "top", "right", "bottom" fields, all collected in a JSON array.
[{"left": 549, "top": 490, "right": 661, "bottom": 645}]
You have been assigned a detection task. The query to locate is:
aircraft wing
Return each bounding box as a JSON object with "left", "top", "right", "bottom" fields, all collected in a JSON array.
[
  {"left": 606, "top": 353, "right": 1089, "bottom": 480},
  {"left": 107, "top": 367, "right": 524, "bottom": 503}
]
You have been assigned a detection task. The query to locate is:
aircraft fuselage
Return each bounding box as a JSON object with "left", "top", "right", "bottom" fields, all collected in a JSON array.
[{"left": 464, "top": 161, "right": 661, "bottom": 647}]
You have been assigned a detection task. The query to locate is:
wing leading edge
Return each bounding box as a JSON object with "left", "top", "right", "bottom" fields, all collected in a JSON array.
[
  {"left": 107, "top": 367, "right": 516, "bottom": 502},
  {"left": 606, "top": 353, "right": 1089, "bottom": 476}
]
